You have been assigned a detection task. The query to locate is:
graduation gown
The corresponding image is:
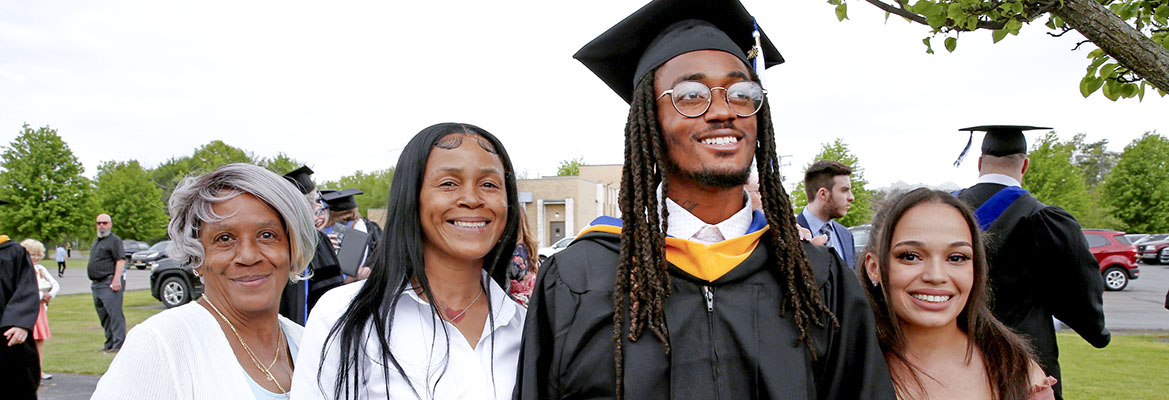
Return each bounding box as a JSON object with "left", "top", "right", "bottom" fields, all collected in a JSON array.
[
  {"left": 280, "top": 230, "right": 343, "bottom": 325},
  {"left": 0, "top": 237, "right": 41, "bottom": 398},
  {"left": 958, "top": 183, "right": 1110, "bottom": 398},
  {"left": 515, "top": 214, "right": 894, "bottom": 400}
]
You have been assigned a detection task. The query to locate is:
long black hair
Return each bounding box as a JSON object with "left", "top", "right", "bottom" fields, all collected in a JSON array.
[
  {"left": 611, "top": 69, "right": 837, "bottom": 397},
  {"left": 860, "top": 188, "right": 1037, "bottom": 400},
  {"left": 318, "top": 122, "right": 521, "bottom": 399}
]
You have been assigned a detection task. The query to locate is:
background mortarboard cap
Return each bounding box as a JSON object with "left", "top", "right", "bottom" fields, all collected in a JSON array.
[
  {"left": 282, "top": 166, "right": 316, "bottom": 195},
  {"left": 574, "top": 0, "right": 782, "bottom": 103},
  {"left": 321, "top": 188, "right": 364, "bottom": 211},
  {"left": 0, "top": 199, "right": 9, "bottom": 205},
  {"left": 952, "top": 125, "right": 1051, "bottom": 166}
]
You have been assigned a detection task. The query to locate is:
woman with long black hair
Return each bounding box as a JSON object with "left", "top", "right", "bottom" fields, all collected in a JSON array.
[
  {"left": 291, "top": 123, "right": 524, "bottom": 400},
  {"left": 859, "top": 188, "right": 1056, "bottom": 400}
]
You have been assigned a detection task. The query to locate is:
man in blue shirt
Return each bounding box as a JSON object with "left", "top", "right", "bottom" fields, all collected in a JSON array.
[{"left": 797, "top": 160, "right": 856, "bottom": 268}]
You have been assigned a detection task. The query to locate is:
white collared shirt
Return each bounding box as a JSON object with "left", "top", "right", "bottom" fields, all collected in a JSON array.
[
  {"left": 978, "top": 173, "right": 1022, "bottom": 188},
  {"left": 292, "top": 272, "right": 525, "bottom": 400},
  {"left": 658, "top": 184, "right": 755, "bottom": 244}
]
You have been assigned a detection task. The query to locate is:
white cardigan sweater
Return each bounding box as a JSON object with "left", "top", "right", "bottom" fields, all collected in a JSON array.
[{"left": 92, "top": 301, "right": 303, "bottom": 400}]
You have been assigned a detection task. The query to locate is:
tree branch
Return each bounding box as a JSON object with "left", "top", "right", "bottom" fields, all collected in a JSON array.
[{"left": 864, "top": 0, "right": 928, "bottom": 25}]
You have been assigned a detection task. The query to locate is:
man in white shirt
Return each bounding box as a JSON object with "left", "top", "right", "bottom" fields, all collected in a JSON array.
[{"left": 797, "top": 160, "right": 856, "bottom": 268}]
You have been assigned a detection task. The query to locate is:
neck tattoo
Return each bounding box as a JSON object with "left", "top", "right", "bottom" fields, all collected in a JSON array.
[{"left": 443, "top": 287, "right": 484, "bottom": 323}]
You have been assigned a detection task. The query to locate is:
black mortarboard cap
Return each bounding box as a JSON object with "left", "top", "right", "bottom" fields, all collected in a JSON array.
[
  {"left": 282, "top": 166, "right": 316, "bottom": 195},
  {"left": 953, "top": 125, "right": 1051, "bottom": 166},
  {"left": 0, "top": 199, "right": 9, "bottom": 205},
  {"left": 321, "top": 188, "right": 363, "bottom": 211},
  {"left": 575, "top": 0, "right": 783, "bottom": 104}
]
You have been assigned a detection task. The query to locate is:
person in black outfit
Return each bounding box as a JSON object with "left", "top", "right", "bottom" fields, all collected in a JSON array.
[
  {"left": 279, "top": 166, "right": 343, "bottom": 325},
  {"left": 88, "top": 213, "right": 126, "bottom": 352},
  {"left": 514, "top": 0, "right": 894, "bottom": 398},
  {"left": 953, "top": 125, "right": 1110, "bottom": 399},
  {"left": 0, "top": 199, "right": 42, "bottom": 398}
]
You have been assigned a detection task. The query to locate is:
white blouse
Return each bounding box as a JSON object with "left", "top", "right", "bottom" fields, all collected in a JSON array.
[
  {"left": 92, "top": 302, "right": 303, "bottom": 400},
  {"left": 291, "top": 275, "right": 525, "bottom": 400}
]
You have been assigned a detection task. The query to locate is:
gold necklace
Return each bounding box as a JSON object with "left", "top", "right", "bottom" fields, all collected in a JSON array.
[{"left": 202, "top": 295, "right": 288, "bottom": 394}]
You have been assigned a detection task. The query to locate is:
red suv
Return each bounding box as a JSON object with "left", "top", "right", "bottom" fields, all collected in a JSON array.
[{"left": 1083, "top": 229, "right": 1140, "bottom": 291}]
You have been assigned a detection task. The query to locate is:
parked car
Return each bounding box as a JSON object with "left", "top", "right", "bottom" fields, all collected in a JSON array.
[
  {"left": 1082, "top": 229, "right": 1140, "bottom": 291},
  {"left": 131, "top": 240, "right": 172, "bottom": 270},
  {"left": 1123, "top": 234, "right": 1149, "bottom": 248},
  {"left": 848, "top": 224, "right": 872, "bottom": 257},
  {"left": 149, "top": 258, "right": 203, "bottom": 308},
  {"left": 121, "top": 240, "right": 149, "bottom": 261},
  {"left": 1135, "top": 234, "right": 1169, "bottom": 265},
  {"left": 537, "top": 236, "right": 576, "bottom": 262}
]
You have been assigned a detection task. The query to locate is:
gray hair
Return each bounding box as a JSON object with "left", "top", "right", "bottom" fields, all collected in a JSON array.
[{"left": 167, "top": 163, "right": 317, "bottom": 282}]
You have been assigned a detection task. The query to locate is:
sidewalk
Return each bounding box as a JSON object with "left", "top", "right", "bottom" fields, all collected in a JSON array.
[{"left": 38, "top": 373, "right": 100, "bottom": 400}]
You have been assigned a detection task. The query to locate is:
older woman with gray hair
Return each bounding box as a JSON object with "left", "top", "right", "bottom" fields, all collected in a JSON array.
[{"left": 93, "top": 163, "right": 317, "bottom": 400}]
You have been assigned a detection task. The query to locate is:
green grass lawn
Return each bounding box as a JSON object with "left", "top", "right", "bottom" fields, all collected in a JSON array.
[
  {"left": 1059, "top": 332, "right": 1169, "bottom": 399},
  {"left": 40, "top": 289, "right": 164, "bottom": 375}
]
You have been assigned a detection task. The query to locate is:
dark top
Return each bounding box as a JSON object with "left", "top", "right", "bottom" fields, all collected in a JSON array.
[
  {"left": 515, "top": 228, "right": 894, "bottom": 400},
  {"left": 87, "top": 234, "right": 123, "bottom": 281},
  {"left": 0, "top": 239, "right": 39, "bottom": 331},
  {"left": 280, "top": 230, "right": 343, "bottom": 325},
  {"left": 0, "top": 238, "right": 41, "bottom": 398},
  {"left": 958, "top": 182, "right": 1110, "bottom": 398}
]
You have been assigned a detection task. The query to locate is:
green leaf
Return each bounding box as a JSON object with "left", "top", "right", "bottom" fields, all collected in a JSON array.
[
  {"left": 1006, "top": 19, "right": 1023, "bottom": 34},
  {"left": 1079, "top": 75, "right": 1104, "bottom": 97},
  {"left": 922, "top": 37, "right": 935, "bottom": 54},
  {"left": 944, "top": 37, "right": 957, "bottom": 52},
  {"left": 1086, "top": 55, "right": 1108, "bottom": 74},
  {"left": 835, "top": 3, "right": 849, "bottom": 21},
  {"left": 1154, "top": 5, "right": 1169, "bottom": 25},
  {"left": 947, "top": 3, "right": 964, "bottom": 20},
  {"left": 1099, "top": 63, "right": 1118, "bottom": 79},
  {"left": 1121, "top": 83, "right": 1138, "bottom": 98},
  {"left": 992, "top": 29, "right": 1008, "bottom": 43},
  {"left": 1139, "top": 82, "right": 1147, "bottom": 101},
  {"left": 885, "top": 11, "right": 891, "bottom": 23},
  {"left": 1102, "top": 80, "right": 1120, "bottom": 101}
]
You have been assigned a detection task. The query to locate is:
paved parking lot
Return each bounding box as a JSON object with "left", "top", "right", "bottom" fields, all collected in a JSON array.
[
  {"left": 56, "top": 265, "right": 152, "bottom": 296},
  {"left": 1099, "top": 261, "right": 1169, "bottom": 331}
]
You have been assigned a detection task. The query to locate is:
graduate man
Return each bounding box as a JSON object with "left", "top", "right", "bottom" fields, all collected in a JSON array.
[
  {"left": 279, "top": 166, "right": 343, "bottom": 325},
  {"left": 954, "top": 125, "right": 1110, "bottom": 399},
  {"left": 0, "top": 199, "right": 42, "bottom": 397},
  {"left": 515, "top": 0, "right": 893, "bottom": 398},
  {"left": 797, "top": 160, "right": 857, "bottom": 268}
]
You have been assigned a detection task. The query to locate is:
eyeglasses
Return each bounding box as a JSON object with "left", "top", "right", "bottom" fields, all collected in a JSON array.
[
  {"left": 96, "top": 221, "right": 111, "bottom": 226},
  {"left": 656, "top": 80, "right": 766, "bottom": 118}
]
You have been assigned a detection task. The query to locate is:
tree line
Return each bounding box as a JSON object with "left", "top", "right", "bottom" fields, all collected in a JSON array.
[
  {"left": 795, "top": 132, "right": 1169, "bottom": 234},
  {"left": 0, "top": 124, "right": 394, "bottom": 247}
]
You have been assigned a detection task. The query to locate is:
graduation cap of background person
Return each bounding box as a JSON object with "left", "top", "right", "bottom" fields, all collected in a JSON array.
[
  {"left": 282, "top": 166, "right": 316, "bottom": 195},
  {"left": 952, "top": 125, "right": 1052, "bottom": 167},
  {"left": 0, "top": 199, "right": 9, "bottom": 205},
  {"left": 321, "top": 189, "right": 363, "bottom": 211},
  {"left": 574, "top": 0, "right": 782, "bottom": 104}
]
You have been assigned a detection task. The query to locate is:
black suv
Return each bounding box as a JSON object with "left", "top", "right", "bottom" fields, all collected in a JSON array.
[
  {"left": 122, "top": 240, "right": 149, "bottom": 261},
  {"left": 131, "top": 240, "right": 171, "bottom": 270},
  {"left": 149, "top": 258, "right": 203, "bottom": 308}
]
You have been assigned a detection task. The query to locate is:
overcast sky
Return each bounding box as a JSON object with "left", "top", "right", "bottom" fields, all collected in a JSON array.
[{"left": 2, "top": 0, "right": 1165, "bottom": 192}]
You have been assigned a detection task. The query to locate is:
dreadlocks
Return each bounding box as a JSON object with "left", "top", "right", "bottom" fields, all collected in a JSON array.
[{"left": 611, "top": 68, "right": 839, "bottom": 397}]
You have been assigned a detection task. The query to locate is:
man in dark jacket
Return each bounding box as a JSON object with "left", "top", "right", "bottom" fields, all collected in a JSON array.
[
  {"left": 514, "top": 1, "right": 894, "bottom": 398},
  {"left": 0, "top": 199, "right": 42, "bottom": 398},
  {"left": 954, "top": 125, "right": 1110, "bottom": 399}
]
